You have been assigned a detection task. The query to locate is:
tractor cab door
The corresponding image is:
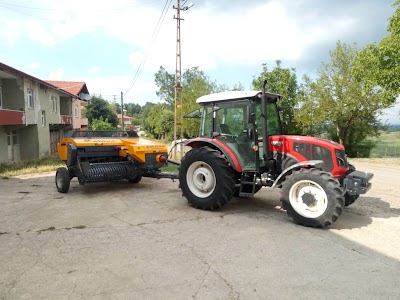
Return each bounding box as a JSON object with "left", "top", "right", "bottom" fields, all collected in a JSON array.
[{"left": 205, "top": 100, "right": 259, "bottom": 171}]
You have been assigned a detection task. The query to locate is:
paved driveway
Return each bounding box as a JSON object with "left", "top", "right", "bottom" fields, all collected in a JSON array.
[{"left": 1, "top": 160, "right": 399, "bottom": 299}]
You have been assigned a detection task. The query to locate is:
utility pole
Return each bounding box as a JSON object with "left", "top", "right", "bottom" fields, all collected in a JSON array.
[
  {"left": 173, "top": 0, "right": 193, "bottom": 159},
  {"left": 120, "top": 91, "right": 124, "bottom": 134}
]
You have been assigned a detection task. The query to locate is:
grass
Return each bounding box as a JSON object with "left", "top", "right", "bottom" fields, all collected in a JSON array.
[
  {"left": 0, "top": 154, "right": 65, "bottom": 178},
  {"left": 369, "top": 131, "right": 400, "bottom": 157}
]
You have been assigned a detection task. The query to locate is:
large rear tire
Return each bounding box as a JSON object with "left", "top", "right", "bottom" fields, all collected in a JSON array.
[
  {"left": 179, "top": 147, "right": 235, "bottom": 210},
  {"left": 55, "top": 167, "right": 71, "bottom": 193},
  {"left": 280, "top": 168, "right": 344, "bottom": 227}
]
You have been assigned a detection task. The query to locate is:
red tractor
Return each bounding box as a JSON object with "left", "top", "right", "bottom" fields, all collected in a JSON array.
[{"left": 178, "top": 81, "right": 373, "bottom": 227}]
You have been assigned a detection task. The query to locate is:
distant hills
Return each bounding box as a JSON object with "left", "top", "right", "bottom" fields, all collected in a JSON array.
[{"left": 388, "top": 124, "right": 400, "bottom": 132}]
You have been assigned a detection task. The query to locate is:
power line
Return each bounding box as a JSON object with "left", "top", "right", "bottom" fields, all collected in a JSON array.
[
  {"left": 0, "top": 0, "right": 164, "bottom": 13},
  {"left": 0, "top": 0, "right": 166, "bottom": 22},
  {"left": 124, "top": 0, "right": 173, "bottom": 96}
]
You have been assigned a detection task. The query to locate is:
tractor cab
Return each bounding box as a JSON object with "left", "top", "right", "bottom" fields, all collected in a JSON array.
[{"left": 186, "top": 90, "right": 282, "bottom": 173}]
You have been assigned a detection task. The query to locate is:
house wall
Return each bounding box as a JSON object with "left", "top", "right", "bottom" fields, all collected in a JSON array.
[
  {"left": 19, "top": 125, "right": 39, "bottom": 160},
  {"left": 0, "top": 68, "right": 77, "bottom": 163},
  {"left": 47, "top": 91, "right": 60, "bottom": 125},
  {"left": 72, "top": 98, "right": 81, "bottom": 129},
  {"left": 24, "top": 79, "right": 41, "bottom": 125},
  {"left": 1, "top": 79, "right": 25, "bottom": 111},
  {"left": 0, "top": 126, "right": 8, "bottom": 162}
]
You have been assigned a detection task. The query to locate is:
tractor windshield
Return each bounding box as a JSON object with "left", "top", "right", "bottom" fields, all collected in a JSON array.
[{"left": 255, "top": 101, "right": 282, "bottom": 136}]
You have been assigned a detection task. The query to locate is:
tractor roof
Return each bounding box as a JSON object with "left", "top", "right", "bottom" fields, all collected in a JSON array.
[{"left": 196, "top": 90, "right": 281, "bottom": 104}]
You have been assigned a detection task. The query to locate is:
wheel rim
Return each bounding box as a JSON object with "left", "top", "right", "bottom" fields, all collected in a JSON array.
[
  {"left": 186, "top": 161, "right": 216, "bottom": 198},
  {"left": 288, "top": 180, "right": 328, "bottom": 218},
  {"left": 56, "top": 171, "right": 63, "bottom": 188}
]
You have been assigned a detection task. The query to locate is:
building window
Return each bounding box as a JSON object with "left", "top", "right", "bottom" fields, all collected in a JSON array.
[
  {"left": 0, "top": 86, "right": 3, "bottom": 108},
  {"left": 27, "top": 88, "right": 34, "bottom": 108},
  {"left": 75, "top": 105, "right": 79, "bottom": 118},
  {"left": 41, "top": 111, "right": 46, "bottom": 126},
  {"left": 7, "top": 131, "right": 18, "bottom": 145},
  {"left": 51, "top": 95, "right": 57, "bottom": 112}
]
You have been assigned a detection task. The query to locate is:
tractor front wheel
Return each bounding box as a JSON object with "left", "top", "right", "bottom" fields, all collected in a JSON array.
[
  {"left": 179, "top": 147, "right": 235, "bottom": 210},
  {"left": 55, "top": 167, "right": 71, "bottom": 193},
  {"left": 280, "top": 168, "right": 344, "bottom": 227},
  {"left": 344, "top": 193, "right": 359, "bottom": 206}
]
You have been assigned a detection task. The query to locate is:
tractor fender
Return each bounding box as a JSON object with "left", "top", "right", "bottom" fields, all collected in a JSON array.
[
  {"left": 185, "top": 138, "right": 242, "bottom": 172},
  {"left": 271, "top": 160, "right": 324, "bottom": 188}
]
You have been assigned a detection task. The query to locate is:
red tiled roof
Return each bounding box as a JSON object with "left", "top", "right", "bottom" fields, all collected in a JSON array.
[
  {"left": 117, "top": 114, "right": 133, "bottom": 119},
  {"left": 45, "top": 80, "right": 87, "bottom": 97}
]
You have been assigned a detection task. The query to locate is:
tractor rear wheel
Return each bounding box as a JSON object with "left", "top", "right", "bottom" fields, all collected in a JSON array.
[
  {"left": 55, "top": 167, "right": 71, "bottom": 193},
  {"left": 179, "top": 147, "right": 235, "bottom": 210},
  {"left": 280, "top": 168, "right": 344, "bottom": 227}
]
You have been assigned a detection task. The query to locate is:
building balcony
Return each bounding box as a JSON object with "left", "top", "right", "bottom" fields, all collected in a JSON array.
[
  {"left": 0, "top": 109, "right": 25, "bottom": 125},
  {"left": 61, "top": 115, "right": 72, "bottom": 125}
]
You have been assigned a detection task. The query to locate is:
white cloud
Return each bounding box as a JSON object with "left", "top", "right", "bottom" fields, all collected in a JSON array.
[
  {"left": 1, "top": 20, "right": 21, "bottom": 46},
  {"left": 28, "top": 21, "right": 56, "bottom": 47},
  {"left": 48, "top": 68, "right": 64, "bottom": 80},
  {"left": 382, "top": 98, "right": 400, "bottom": 125},
  {"left": 0, "top": 0, "right": 393, "bottom": 108},
  {"left": 75, "top": 73, "right": 159, "bottom": 107},
  {"left": 28, "top": 62, "right": 41, "bottom": 69},
  {"left": 89, "top": 66, "right": 101, "bottom": 73}
]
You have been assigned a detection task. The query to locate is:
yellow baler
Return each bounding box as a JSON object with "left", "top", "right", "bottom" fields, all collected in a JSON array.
[{"left": 56, "top": 130, "right": 175, "bottom": 193}]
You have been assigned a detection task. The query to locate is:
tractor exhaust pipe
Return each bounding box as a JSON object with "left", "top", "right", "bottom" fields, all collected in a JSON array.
[
  {"left": 261, "top": 80, "right": 270, "bottom": 162},
  {"left": 261, "top": 80, "right": 275, "bottom": 172}
]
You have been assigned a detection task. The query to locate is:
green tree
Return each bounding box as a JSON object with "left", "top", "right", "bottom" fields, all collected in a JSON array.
[
  {"left": 140, "top": 102, "right": 156, "bottom": 131},
  {"left": 90, "top": 116, "right": 115, "bottom": 130},
  {"left": 252, "top": 60, "right": 299, "bottom": 108},
  {"left": 86, "top": 96, "right": 118, "bottom": 127},
  {"left": 353, "top": 0, "right": 400, "bottom": 106},
  {"left": 155, "top": 66, "right": 175, "bottom": 106},
  {"left": 125, "top": 103, "right": 142, "bottom": 116},
  {"left": 181, "top": 67, "right": 217, "bottom": 137},
  {"left": 154, "top": 66, "right": 220, "bottom": 138},
  {"left": 297, "top": 42, "right": 384, "bottom": 157},
  {"left": 146, "top": 103, "right": 174, "bottom": 139},
  {"left": 252, "top": 60, "right": 300, "bottom": 132}
]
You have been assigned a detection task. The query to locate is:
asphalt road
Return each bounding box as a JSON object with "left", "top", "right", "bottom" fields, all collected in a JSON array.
[{"left": 0, "top": 160, "right": 399, "bottom": 300}]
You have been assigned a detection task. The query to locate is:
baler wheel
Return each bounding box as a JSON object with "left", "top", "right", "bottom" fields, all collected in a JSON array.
[
  {"left": 129, "top": 174, "right": 142, "bottom": 184},
  {"left": 56, "top": 167, "right": 71, "bottom": 193}
]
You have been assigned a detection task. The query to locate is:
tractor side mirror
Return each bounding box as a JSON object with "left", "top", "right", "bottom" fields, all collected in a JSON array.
[
  {"left": 247, "top": 126, "right": 254, "bottom": 140},
  {"left": 247, "top": 105, "right": 256, "bottom": 124}
]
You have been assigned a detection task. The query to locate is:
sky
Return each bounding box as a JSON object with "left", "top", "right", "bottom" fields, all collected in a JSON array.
[{"left": 0, "top": 0, "right": 399, "bottom": 124}]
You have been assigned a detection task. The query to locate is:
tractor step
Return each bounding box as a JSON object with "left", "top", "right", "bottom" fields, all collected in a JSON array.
[{"left": 238, "top": 174, "right": 257, "bottom": 198}]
